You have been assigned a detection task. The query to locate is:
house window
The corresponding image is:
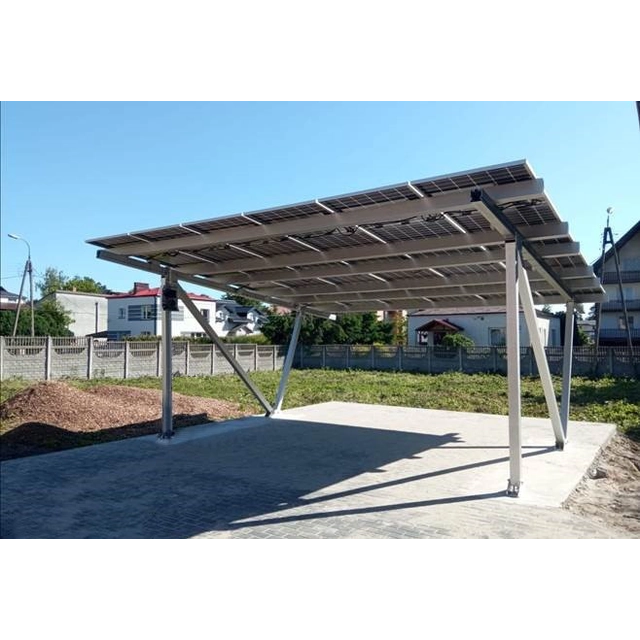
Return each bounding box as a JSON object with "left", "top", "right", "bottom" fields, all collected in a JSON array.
[
  {"left": 489, "top": 328, "right": 506, "bottom": 346},
  {"left": 201, "top": 308, "right": 210, "bottom": 321},
  {"left": 128, "top": 304, "right": 157, "bottom": 321},
  {"left": 118, "top": 307, "right": 125, "bottom": 319},
  {"left": 619, "top": 316, "right": 635, "bottom": 330}
]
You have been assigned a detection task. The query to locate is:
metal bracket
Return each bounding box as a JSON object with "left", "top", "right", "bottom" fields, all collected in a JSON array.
[
  {"left": 473, "top": 190, "right": 573, "bottom": 301},
  {"left": 555, "top": 440, "right": 565, "bottom": 451},
  {"left": 506, "top": 480, "right": 521, "bottom": 497}
]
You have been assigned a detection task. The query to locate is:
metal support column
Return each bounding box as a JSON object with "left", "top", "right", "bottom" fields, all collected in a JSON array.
[
  {"left": 176, "top": 284, "right": 274, "bottom": 415},
  {"left": 518, "top": 260, "right": 566, "bottom": 449},
  {"left": 272, "top": 309, "right": 304, "bottom": 414},
  {"left": 160, "top": 273, "right": 174, "bottom": 439},
  {"left": 505, "top": 241, "right": 522, "bottom": 497},
  {"left": 560, "top": 301, "right": 575, "bottom": 439}
]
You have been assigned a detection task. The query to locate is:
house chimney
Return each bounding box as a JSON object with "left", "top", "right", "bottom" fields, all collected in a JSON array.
[{"left": 133, "top": 282, "right": 150, "bottom": 294}]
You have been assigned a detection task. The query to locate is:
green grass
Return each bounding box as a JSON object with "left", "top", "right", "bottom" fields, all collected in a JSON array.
[{"left": 3, "top": 369, "right": 638, "bottom": 439}]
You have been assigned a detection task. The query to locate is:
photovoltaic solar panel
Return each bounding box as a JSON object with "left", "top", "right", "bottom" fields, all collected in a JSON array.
[{"left": 88, "top": 160, "right": 605, "bottom": 314}]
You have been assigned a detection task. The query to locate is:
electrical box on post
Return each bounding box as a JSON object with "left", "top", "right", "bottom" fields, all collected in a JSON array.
[{"left": 162, "top": 285, "right": 179, "bottom": 311}]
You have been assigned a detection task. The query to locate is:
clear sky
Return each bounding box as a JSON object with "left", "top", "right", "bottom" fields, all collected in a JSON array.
[{"left": 1, "top": 101, "right": 638, "bottom": 298}]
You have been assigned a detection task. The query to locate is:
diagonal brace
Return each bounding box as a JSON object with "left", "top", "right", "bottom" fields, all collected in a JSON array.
[
  {"left": 176, "top": 284, "right": 274, "bottom": 415},
  {"left": 271, "top": 309, "right": 304, "bottom": 415},
  {"left": 517, "top": 259, "right": 566, "bottom": 449}
]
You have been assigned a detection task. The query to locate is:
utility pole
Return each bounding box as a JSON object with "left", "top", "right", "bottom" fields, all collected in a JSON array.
[
  {"left": 594, "top": 209, "right": 633, "bottom": 353},
  {"left": 8, "top": 234, "right": 35, "bottom": 337}
]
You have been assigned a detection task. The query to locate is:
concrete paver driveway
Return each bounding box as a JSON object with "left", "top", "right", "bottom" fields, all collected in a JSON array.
[{"left": 0, "top": 402, "right": 627, "bottom": 538}]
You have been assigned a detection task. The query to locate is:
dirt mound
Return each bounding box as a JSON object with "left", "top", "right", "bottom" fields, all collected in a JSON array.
[
  {"left": 564, "top": 433, "right": 640, "bottom": 535},
  {"left": 1, "top": 381, "right": 248, "bottom": 433}
]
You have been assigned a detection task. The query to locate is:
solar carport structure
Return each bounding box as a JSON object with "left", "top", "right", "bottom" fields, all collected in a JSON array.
[{"left": 88, "top": 160, "right": 605, "bottom": 496}]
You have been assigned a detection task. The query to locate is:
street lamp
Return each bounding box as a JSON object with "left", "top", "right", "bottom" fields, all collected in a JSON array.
[{"left": 8, "top": 233, "right": 35, "bottom": 337}]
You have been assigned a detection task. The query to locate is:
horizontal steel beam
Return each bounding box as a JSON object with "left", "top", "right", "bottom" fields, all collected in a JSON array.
[
  {"left": 177, "top": 222, "right": 570, "bottom": 277},
  {"left": 95, "top": 250, "right": 336, "bottom": 318},
  {"left": 280, "top": 279, "right": 603, "bottom": 305},
  {"left": 105, "top": 179, "right": 545, "bottom": 257},
  {"left": 214, "top": 244, "right": 587, "bottom": 286},
  {"left": 312, "top": 292, "right": 607, "bottom": 314},
  {"left": 256, "top": 271, "right": 600, "bottom": 298}
]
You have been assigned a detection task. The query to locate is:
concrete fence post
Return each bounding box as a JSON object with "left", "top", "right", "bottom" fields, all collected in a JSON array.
[
  {"left": 458, "top": 346, "right": 463, "bottom": 372},
  {"left": 492, "top": 346, "right": 498, "bottom": 372},
  {"left": 346, "top": 345, "right": 350, "bottom": 369},
  {"left": 156, "top": 341, "right": 161, "bottom": 377},
  {"left": 529, "top": 347, "right": 534, "bottom": 376},
  {"left": 398, "top": 346, "right": 403, "bottom": 371},
  {"left": 426, "top": 346, "right": 432, "bottom": 373},
  {"left": 253, "top": 344, "right": 258, "bottom": 372},
  {"left": 45, "top": 337, "right": 53, "bottom": 380},
  {"left": 0, "top": 336, "right": 4, "bottom": 382},
  {"left": 124, "top": 342, "right": 130, "bottom": 379},
  {"left": 322, "top": 344, "right": 326, "bottom": 369},
  {"left": 87, "top": 338, "right": 94, "bottom": 380},
  {"left": 371, "top": 345, "right": 375, "bottom": 369},
  {"left": 185, "top": 341, "right": 191, "bottom": 376},
  {"left": 609, "top": 348, "right": 615, "bottom": 376},
  {"left": 272, "top": 345, "right": 276, "bottom": 372}
]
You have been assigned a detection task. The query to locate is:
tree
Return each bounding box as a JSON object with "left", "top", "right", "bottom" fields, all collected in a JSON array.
[
  {"left": 37, "top": 267, "right": 109, "bottom": 297},
  {"left": 0, "top": 300, "right": 74, "bottom": 336},
  {"left": 260, "top": 311, "right": 395, "bottom": 345},
  {"left": 65, "top": 276, "right": 109, "bottom": 294},
  {"left": 37, "top": 267, "right": 66, "bottom": 296},
  {"left": 553, "top": 309, "right": 591, "bottom": 346}
]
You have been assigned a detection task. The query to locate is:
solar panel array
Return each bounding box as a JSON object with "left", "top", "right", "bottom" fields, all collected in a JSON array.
[{"left": 88, "top": 160, "right": 605, "bottom": 316}]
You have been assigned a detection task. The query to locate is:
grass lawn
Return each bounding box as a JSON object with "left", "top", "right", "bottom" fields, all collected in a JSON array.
[{"left": 2, "top": 369, "right": 639, "bottom": 440}]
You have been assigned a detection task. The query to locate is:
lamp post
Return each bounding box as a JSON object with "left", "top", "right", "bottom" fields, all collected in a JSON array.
[{"left": 8, "top": 233, "right": 35, "bottom": 337}]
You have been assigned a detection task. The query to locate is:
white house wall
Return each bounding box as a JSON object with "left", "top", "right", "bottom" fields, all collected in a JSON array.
[
  {"left": 408, "top": 311, "right": 560, "bottom": 347},
  {"left": 51, "top": 292, "right": 108, "bottom": 336},
  {"left": 108, "top": 296, "right": 221, "bottom": 338}
]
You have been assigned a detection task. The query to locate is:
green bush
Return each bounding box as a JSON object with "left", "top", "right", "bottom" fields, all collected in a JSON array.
[{"left": 441, "top": 333, "right": 475, "bottom": 347}]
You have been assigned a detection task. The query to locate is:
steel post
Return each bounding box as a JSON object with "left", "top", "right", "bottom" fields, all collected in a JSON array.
[
  {"left": 161, "top": 273, "right": 174, "bottom": 439},
  {"left": 560, "top": 301, "right": 575, "bottom": 438},
  {"left": 272, "top": 310, "right": 304, "bottom": 414}
]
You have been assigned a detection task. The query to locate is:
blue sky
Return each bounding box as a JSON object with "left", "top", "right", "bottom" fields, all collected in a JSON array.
[{"left": 1, "top": 101, "right": 638, "bottom": 298}]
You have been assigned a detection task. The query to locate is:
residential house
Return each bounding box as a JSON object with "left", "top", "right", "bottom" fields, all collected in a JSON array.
[
  {"left": 107, "top": 282, "right": 266, "bottom": 339},
  {"left": 0, "top": 286, "right": 25, "bottom": 312},
  {"left": 408, "top": 306, "right": 561, "bottom": 347},
  {"left": 215, "top": 301, "right": 267, "bottom": 337},
  {"left": 592, "top": 220, "right": 640, "bottom": 345}
]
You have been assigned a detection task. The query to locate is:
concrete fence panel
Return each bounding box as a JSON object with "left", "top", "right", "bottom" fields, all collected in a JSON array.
[{"left": 1, "top": 337, "right": 638, "bottom": 381}]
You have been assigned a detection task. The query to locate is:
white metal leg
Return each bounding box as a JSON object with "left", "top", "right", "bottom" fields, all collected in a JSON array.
[
  {"left": 505, "top": 241, "right": 522, "bottom": 496},
  {"left": 161, "top": 274, "right": 174, "bottom": 439},
  {"left": 176, "top": 284, "right": 274, "bottom": 415},
  {"left": 560, "top": 301, "right": 575, "bottom": 439},
  {"left": 518, "top": 261, "right": 566, "bottom": 449},
  {"left": 272, "top": 310, "right": 304, "bottom": 414}
]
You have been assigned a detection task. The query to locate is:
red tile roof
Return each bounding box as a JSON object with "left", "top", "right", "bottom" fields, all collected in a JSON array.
[{"left": 109, "top": 287, "right": 215, "bottom": 301}]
